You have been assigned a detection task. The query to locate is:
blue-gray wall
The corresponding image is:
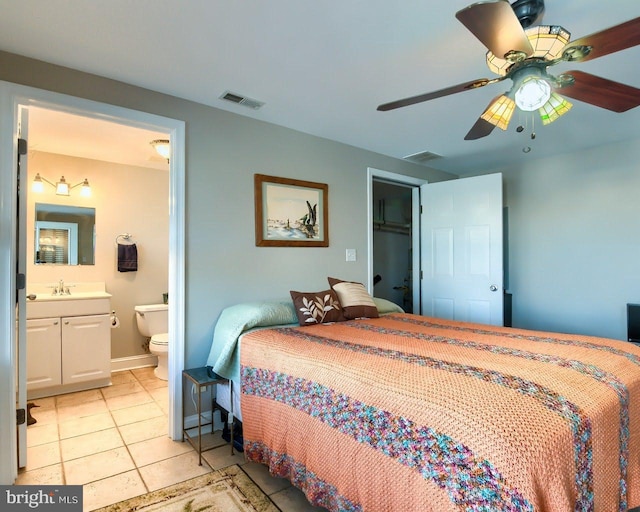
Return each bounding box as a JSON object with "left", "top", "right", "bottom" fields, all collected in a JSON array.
[
  {"left": 0, "top": 51, "right": 454, "bottom": 368},
  {"left": 487, "top": 138, "right": 640, "bottom": 341},
  {"left": 3, "top": 49, "right": 637, "bottom": 370}
]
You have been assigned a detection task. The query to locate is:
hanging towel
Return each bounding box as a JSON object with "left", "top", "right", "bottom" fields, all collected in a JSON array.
[{"left": 117, "top": 243, "right": 138, "bottom": 272}]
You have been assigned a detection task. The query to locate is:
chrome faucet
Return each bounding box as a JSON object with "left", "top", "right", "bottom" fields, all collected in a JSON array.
[
  {"left": 53, "top": 278, "right": 68, "bottom": 295},
  {"left": 50, "top": 279, "right": 71, "bottom": 295}
]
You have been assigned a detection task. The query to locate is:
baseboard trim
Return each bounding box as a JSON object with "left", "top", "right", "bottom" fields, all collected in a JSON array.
[
  {"left": 111, "top": 354, "right": 158, "bottom": 372},
  {"left": 28, "top": 378, "right": 112, "bottom": 400}
]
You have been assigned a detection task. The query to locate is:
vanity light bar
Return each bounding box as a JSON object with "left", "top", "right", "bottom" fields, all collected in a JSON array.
[{"left": 32, "top": 173, "right": 91, "bottom": 197}]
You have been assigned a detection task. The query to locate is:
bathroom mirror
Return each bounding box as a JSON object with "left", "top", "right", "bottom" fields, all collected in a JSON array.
[{"left": 34, "top": 203, "right": 95, "bottom": 265}]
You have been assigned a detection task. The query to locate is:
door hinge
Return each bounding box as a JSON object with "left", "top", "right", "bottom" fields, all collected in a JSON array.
[
  {"left": 420, "top": 270, "right": 423, "bottom": 279},
  {"left": 16, "top": 408, "right": 26, "bottom": 426},
  {"left": 420, "top": 205, "right": 423, "bottom": 214},
  {"left": 17, "top": 273, "right": 26, "bottom": 291},
  {"left": 18, "top": 138, "right": 27, "bottom": 155}
]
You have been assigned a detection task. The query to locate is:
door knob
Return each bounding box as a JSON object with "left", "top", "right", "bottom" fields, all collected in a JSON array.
[{"left": 490, "top": 285, "right": 498, "bottom": 292}]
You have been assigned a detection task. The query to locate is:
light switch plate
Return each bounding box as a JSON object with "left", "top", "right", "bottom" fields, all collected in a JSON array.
[{"left": 345, "top": 249, "right": 357, "bottom": 262}]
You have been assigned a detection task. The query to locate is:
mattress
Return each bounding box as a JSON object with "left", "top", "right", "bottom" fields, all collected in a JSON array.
[{"left": 215, "top": 381, "right": 242, "bottom": 422}]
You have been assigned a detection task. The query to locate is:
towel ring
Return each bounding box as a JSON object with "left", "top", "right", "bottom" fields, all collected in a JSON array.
[{"left": 115, "top": 233, "right": 134, "bottom": 245}]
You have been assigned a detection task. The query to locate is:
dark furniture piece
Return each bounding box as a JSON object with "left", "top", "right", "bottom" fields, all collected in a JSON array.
[{"left": 182, "top": 367, "right": 233, "bottom": 465}]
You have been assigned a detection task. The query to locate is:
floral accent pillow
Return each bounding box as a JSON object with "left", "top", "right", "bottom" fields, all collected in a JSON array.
[{"left": 290, "top": 290, "right": 346, "bottom": 326}]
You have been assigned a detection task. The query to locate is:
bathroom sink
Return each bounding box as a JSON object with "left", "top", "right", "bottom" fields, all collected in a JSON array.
[
  {"left": 27, "top": 281, "right": 111, "bottom": 300},
  {"left": 26, "top": 282, "right": 112, "bottom": 318},
  {"left": 27, "top": 291, "right": 112, "bottom": 302}
]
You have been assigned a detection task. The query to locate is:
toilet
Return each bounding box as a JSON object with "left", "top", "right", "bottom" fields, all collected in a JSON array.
[{"left": 134, "top": 304, "right": 169, "bottom": 380}]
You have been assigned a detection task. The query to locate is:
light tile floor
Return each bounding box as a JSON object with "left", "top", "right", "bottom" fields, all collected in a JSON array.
[{"left": 17, "top": 367, "right": 324, "bottom": 512}]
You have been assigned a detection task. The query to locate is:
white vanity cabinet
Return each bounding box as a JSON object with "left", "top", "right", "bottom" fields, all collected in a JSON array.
[
  {"left": 26, "top": 293, "right": 112, "bottom": 399},
  {"left": 62, "top": 314, "right": 111, "bottom": 385},
  {"left": 26, "top": 317, "right": 63, "bottom": 390}
]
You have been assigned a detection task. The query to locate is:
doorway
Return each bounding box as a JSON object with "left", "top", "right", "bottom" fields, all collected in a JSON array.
[
  {"left": 367, "top": 168, "right": 427, "bottom": 314},
  {"left": 0, "top": 82, "right": 185, "bottom": 484},
  {"left": 372, "top": 181, "right": 414, "bottom": 311},
  {"left": 23, "top": 107, "right": 171, "bottom": 458}
]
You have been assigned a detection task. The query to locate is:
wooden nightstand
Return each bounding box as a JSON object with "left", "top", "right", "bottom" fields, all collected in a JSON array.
[{"left": 182, "top": 367, "right": 234, "bottom": 465}]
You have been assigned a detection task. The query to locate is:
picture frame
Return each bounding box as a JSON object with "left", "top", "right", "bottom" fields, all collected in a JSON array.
[{"left": 254, "top": 173, "right": 329, "bottom": 247}]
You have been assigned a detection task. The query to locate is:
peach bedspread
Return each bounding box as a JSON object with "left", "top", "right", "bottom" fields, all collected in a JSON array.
[{"left": 240, "top": 313, "right": 640, "bottom": 511}]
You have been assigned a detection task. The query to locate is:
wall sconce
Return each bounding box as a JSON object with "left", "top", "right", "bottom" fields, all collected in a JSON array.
[
  {"left": 150, "top": 139, "right": 170, "bottom": 162},
  {"left": 32, "top": 173, "right": 91, "bottom": 197}
]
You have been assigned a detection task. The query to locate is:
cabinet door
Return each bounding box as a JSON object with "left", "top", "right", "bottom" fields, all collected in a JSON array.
[
  {"left": 61, "top": 314, "right": 111, "bottom": 385},
  {"left": 26, "top": 318, "right": 62, "bottom": 390}
]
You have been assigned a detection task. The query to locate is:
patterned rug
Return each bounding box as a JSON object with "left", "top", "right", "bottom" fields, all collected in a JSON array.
[{"left": 94, "top": 465, "right": 279, "bottom": 512}]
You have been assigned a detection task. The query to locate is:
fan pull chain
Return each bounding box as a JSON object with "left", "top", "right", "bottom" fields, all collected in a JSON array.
[{"left": 516, "top": 112, "right": 536, "bottom": 153}]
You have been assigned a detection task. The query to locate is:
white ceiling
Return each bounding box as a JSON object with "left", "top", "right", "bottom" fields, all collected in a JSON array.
[
  {"left": 27, "top": 107, "right": 170, "bottom": 170},
  {"left": 1, "top": 0, "right": 638, "bottom": 175}
]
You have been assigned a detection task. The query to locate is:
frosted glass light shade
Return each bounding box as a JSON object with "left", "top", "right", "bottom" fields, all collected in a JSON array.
[
  {"left": 55, "top": 177, "right": 70, "bottom": 196},
  {"left": 151, "top": 139, "right": 170, "bottom": 160},
  {"left": 515, "top": 77, "right": 551, "bottom": 111},
  {"left": 80, "top": 179, "right": 92, "bottom": 197},
  {"left": 32, "top": 173, "right": 45, "bottom": 193}
]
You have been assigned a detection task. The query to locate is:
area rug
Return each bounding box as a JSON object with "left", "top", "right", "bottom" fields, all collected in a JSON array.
[{"left": 94, "top": 465, "right": 279, "bottom": 512}]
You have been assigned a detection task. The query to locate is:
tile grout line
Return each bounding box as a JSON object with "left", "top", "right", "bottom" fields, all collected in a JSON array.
[
  {"left": 237, "top": 464, "right": 285, "bottom": 512},
  {"left": 23, "top": 369, "right": 274, "bottom": 510},
  {"left": 104, "top": 370, "right": 152, "bottom": 497},
  {"left": 54, "top": 398, "right": 66, "bottom": 486}
]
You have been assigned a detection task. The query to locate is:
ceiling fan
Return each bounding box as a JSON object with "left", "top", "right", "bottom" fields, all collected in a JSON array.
[{"left": 377, "top": 0, "right": 640, "bottom": 140}]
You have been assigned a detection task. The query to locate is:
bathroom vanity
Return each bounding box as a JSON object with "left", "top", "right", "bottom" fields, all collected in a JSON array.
[{"left": 26, "top": 282, "right": 112, "bottom": 399}]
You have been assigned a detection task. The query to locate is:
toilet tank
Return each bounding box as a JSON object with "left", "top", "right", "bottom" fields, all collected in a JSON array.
[{"left": 134, "top": 303, "right": 168, "bottom": 337}]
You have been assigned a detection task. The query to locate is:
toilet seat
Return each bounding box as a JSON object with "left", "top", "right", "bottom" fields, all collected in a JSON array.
[{"left": 150, "top": 333, "right": 169, "bottom": 346}]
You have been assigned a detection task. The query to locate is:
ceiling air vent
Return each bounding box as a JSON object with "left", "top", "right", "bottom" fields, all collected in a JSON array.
[
  {"left": 403, "top": 150, "right": 443, "bottom": 165},
  {"left": 219, "top": 91, "right": 265, "bottom": 110}
]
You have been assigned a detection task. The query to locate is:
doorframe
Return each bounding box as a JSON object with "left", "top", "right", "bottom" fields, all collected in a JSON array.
[
  {"left": 366, "top": 168, "right": 427, "bottom": 313},
  {"left": 0, "top": 81, "right": 186, "bottom": 484}
]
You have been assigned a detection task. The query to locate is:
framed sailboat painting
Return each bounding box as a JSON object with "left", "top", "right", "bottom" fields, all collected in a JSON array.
[{"left": 254, "top": 173, "right": 329, "bottom": 247}]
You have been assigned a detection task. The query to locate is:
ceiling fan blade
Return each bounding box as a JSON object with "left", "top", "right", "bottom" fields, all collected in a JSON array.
[
  {"left": 464, "top": 93, "right": 511, "bottom": 140},
  {"left": 377, "top": 78, "right": 498, "bottom": 111},
  {"left": 456, "top": 1, "right": 533, "bottom": 58},
  {"left": 464, "top": 117, "right": 497, "bottom": 140},
  {"left": 562, "top": 16, "right": 640, "bottom": 63},
  {"left": 557, "top": 70, "right": 640, "bottom": 112}
]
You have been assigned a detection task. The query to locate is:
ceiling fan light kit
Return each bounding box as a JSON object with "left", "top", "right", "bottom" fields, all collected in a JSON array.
[
  {"left": 515, "top": 75, "right": 551, "bottom": 111},
  {"left": 486, "top": 24, "right": 570, "bottom": 75},
  {"left": 377, "top": 0, "right": 640, "bottom": 141},
  {"left": 539, "top": 92, "right": 572, "bottom": 125},
  {"left": 481, "top": 94, "right": 516, "bottom": 129}
]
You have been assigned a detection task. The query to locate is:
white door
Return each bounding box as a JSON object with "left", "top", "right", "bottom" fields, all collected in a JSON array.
[
  {"left": 16, "top": 108, "right": 30, "bottom": 468},
  {"left": 421, "top": 173, "right": 503, "bottom": 325}
]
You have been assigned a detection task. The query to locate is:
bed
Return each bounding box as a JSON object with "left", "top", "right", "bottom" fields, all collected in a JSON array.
[{"left": 206, "top": 288, "right": 640, "bottom": 512}]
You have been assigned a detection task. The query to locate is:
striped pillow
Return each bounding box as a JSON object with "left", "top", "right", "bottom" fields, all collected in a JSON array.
[{"left": 328, "top": 277, "right": 379, "bottom": 319}]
